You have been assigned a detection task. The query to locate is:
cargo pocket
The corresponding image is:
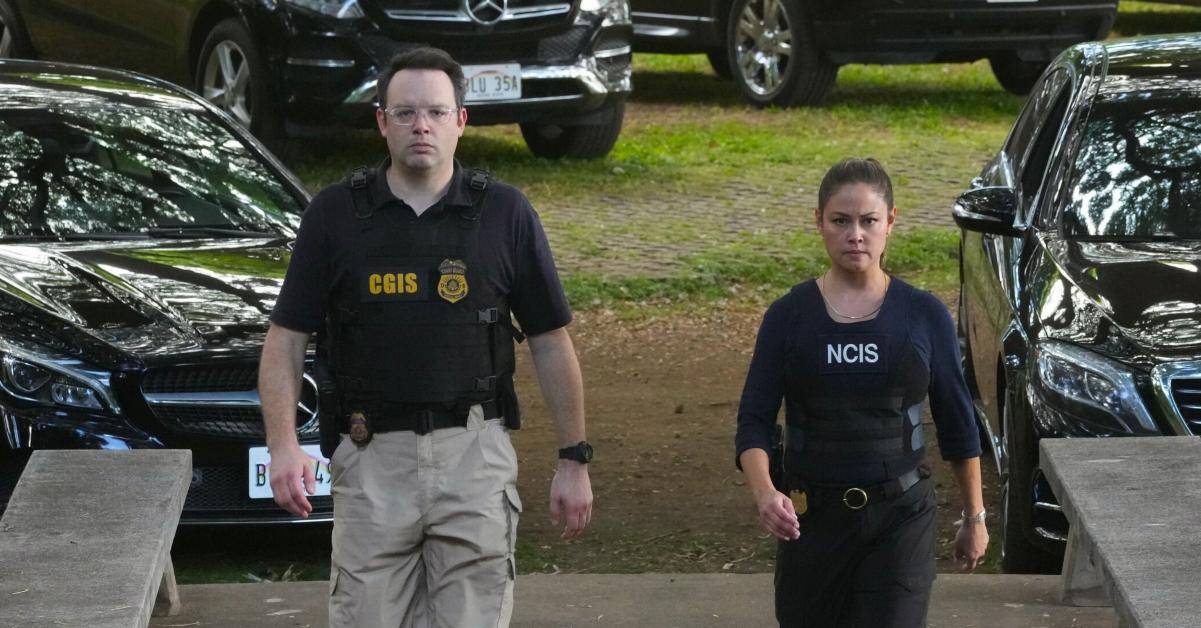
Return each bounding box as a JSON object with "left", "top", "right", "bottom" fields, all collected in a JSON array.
[
  {"left": 503, "top": 484, "right": 522, "bottom": 579},
  {"left": 329, "top": 567, "right": 340, "bottom": 596},
  {"left": 328, "top": 567, "right": 359, "bottom": 628}
]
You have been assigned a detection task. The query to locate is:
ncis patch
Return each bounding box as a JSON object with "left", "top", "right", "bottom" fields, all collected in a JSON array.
[
  {"left": 819, "top": 333, "right": 888, "bottom": 375},
  {"left": 360, "top": 267, "right": 428, "bottom": 302}
]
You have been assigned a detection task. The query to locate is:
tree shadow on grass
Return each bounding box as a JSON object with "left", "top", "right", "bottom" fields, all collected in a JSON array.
[
  {"left": 630, "top": 64, "right": 1021, "bottom": 122},
  {"left": 827, "top": 81, "right": 1022, "bottom": 122},
  {"left": 628, "top": 70, "right": 744, "bottom": 107}
]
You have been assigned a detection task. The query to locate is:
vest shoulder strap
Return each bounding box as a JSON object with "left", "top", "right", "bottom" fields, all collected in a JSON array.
[
  {"left": 344, "top": 165, "right": 375, "bottom": 219},
  {"left": 459, "top": 168, "right": 491, "bottom": 225}
]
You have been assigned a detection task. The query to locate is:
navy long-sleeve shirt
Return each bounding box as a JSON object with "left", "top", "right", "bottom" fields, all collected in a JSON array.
[{"left": 735, "top": 277, "right": 981, "bottom": 483}]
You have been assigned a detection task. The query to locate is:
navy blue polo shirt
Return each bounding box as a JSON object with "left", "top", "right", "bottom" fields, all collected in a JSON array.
[{"left": 270, "top": 160, "right": 572, "bottom": 336}]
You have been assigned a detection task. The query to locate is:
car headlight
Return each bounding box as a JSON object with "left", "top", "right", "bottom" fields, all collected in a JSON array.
[
  {"left": 1032, "top": 340, "right": 1156, "bottom": 435},
  {"left": 283, "top": 0, "right": 365, "bottom": 19},
  {"left": 579, "top": 0, "right": 630, "bottom": 25},
  {"left": 0, "top": 340, "right": 119, "bottom": 413}
]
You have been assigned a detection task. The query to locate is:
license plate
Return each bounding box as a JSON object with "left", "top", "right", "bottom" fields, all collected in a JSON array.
[
  {"left": 464, "top": 64, "right": 522, "bottom": 102},
  {"left": 248, "top": 444, "right": 332, "bottom": 499}
]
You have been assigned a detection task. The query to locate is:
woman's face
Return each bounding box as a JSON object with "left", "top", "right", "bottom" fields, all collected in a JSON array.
[{"left": 815, "top": 182, "right": 896, "bottom": 274}]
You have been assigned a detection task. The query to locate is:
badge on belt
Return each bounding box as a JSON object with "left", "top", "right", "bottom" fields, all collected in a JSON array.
[
  {"left": 790, "top": 489, "right": 808, "bottom": 515},
  {"left": 437, "top": 259, "right": 468, "bottom": 303},
  {"left": 349, "top": 411, "right": 372, "bottom": 447}
]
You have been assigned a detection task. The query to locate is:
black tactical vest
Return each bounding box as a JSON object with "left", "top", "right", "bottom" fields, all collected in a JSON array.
[
  {"left": 782, "top": 280, "right": 928, "bottom": 485},
  {"left": 327, "top": 167, "right": 519, "bottom": 418}
]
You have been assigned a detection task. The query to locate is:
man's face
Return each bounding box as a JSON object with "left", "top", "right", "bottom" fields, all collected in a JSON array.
[{"left": 375, "top": 69, "right": 467, "bottom": 173}]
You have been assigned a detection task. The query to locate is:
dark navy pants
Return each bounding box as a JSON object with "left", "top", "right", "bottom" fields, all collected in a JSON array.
[{"left": 775, "top": 478, "right": 936, "bottom": 628}]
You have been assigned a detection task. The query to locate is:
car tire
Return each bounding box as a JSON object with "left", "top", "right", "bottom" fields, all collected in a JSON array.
[
  {"left": 0, "top": 0, "right": 33, "bottom": 59},
  {"left": 519, "top": 101, "right": 624, "bottom": 159},
  {"left": 1000, "top": 386, "right": 1062, "bottom": 574},
  {"left": 195, "top": 18, "right": 279, "bottom": 141},
  {"left": 989, "top": 53, "right": 1046, "bottom": 96},
  {"left": 726, "top": 0, "right": 838, "bottom": 107},
  {"left": 707, "top": 49, "right": 732, "bottom": 80}
]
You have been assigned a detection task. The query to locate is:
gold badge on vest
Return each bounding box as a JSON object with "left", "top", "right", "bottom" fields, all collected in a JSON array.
[{"left": 437, "top": 259, "right": 469, "bottom": 303}]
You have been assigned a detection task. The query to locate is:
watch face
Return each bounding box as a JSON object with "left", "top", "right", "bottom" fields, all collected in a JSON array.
[{"left": 561, "top": 441, "right": 593, "bottom": 463}]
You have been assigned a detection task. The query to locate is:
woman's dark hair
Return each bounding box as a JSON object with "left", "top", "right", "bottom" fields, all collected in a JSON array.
[
  {"left": 376, "top": 47, "right": 466, "bottom": 109},
  {"left": 817, "top": 157, "right": 894, "bottom": 215}
]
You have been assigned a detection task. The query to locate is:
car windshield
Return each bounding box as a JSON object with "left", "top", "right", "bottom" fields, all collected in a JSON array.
[
  {"left": 1063, "top": 99, "right": 1201, "bottom": 240},
  {"left": 0, "top": 106, "right": 303, "bottom": 240}
]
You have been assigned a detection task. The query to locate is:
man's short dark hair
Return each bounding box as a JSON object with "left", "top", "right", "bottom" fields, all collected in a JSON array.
[{"left": 376, "top": 47, "right": 466, "bottom": 109}]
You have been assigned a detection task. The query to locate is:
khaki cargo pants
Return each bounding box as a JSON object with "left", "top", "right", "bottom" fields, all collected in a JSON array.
[{"left": 328, "top": 405, "right": 521, "bottom": 628}]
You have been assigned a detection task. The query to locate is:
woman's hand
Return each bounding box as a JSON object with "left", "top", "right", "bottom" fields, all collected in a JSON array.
[
  {"left": 949, "top": 457, "right": 989, "bottom": 572},
  {"left": 755, "top": 486, "right": 800, "bottom": 541},
  {"left": 953, "top": 519, "right": 989, "bottom": 572}
]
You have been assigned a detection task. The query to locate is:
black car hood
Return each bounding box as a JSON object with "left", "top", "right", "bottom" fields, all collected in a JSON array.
[
  {"left": 1039, "top": 237, "right": 1201, "bottom": 357},
  {"left": 0, "top": 238, "right": 291, "bottom": 367}
]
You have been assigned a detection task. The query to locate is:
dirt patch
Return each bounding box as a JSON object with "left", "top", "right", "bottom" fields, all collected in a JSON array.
[{"left": 511, "top": 295, "right": 1002, "bottom": 574}]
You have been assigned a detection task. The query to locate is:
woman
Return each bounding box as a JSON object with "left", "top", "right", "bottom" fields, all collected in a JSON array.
[{"left": 735, "top": 158, "right": 988, "bottom": 627}]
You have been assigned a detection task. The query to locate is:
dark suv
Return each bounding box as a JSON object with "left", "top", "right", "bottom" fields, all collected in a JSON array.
[
  {"left": 631, "top": 0, "right": 1117, "bottom": 106},
  {"left": 955, "top": 35, "right": 1201, "bottom": 572},
  {"left": 0, "top": 0, "right": 632, "bottom": 158}
]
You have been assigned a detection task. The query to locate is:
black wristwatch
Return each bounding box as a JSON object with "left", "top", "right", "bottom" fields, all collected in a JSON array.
[{"left": 558, "top": 441, "right": 593, "bottom": 464}]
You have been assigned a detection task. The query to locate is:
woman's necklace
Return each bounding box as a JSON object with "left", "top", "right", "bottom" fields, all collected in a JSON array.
[{"left": 818, "top": 273, "right": 890, "bottom": 320}]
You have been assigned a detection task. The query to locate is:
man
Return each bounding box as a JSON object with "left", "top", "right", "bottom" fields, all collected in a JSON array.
[{"left": 258, "top": 47, "right": 592, "bottom": 628}]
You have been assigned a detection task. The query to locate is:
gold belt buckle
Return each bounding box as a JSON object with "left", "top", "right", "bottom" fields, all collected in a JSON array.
[{"left": 842, "top": 487, "right": 868, "bottom": 510}]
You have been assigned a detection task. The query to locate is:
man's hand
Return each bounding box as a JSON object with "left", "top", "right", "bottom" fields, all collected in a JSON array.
[
  {"left": 549, "top": 459, "right": 592, "bottom": 540},
  {"left": 269, "top": 443, "right": 317, "bottom": 518},
  {"left": 953, "top": 520, "right": 989, "bottom": 573},
  {"left": 755, "top": 486, "right": 800, "bottom": 541}
]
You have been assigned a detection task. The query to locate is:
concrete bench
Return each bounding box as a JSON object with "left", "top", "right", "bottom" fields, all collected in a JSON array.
[
  {"left": 0, "top": 450, "right": 191, "bottom": 627},
  {"left": 1040, "top": 437, "right": 1201, "bottom": 628}
]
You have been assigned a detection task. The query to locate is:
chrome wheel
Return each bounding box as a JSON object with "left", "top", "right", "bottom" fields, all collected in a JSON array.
[
  {"left": 202, "top": 41, "right": 252, "bottom": 127},
  {"left": 733, "top": 0, "right": 793, "bottom": 97}
]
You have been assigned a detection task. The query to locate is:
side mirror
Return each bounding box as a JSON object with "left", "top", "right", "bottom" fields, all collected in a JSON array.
[{"left": 952, "top": 187, "right": 1025, "bottom": 237}]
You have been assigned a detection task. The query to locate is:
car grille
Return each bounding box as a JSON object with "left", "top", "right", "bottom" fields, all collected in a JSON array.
[
  {"left": 143, "top": 364, "right": 257, "bottom": 393},
  {"left": 141, "top": 365, "right": 319, "bottom": 441},
  {"left": 380, "top": 0, "right": 573, "bottom": 32},
  {"left": 1172, "top": 377, "right": 1201, "bottom": 434},
  {"left": 187, "top": 466, "right": 333, "bottom": 514}
]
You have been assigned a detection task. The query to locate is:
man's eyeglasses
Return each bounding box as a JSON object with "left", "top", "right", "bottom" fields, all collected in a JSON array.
[{"left": 382, "top": 106, "right": 460, "bottom": 126}]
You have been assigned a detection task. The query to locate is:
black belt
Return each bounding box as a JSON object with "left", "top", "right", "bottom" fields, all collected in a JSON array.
[
  {"left": 344, "top": 399, "right": 500, "bottom": 436},
  {"left": 804, "top": 465, "right": 929, "bottom": 511}
]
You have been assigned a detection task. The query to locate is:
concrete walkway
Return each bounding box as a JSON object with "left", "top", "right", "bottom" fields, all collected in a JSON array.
[{"left": 150, "top": 573, "right": 1115, "bottom": 627}]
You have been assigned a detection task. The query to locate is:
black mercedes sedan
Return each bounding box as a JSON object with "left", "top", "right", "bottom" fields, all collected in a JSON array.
[
  {"left": 0, "top": 59, "right": 332, "bottom": 524},
  {"left": 955, "top": 35, "right": 1201, "bottom": 572}
]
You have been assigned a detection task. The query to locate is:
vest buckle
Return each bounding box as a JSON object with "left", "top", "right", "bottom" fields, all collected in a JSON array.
[
  {"left": 477, "top": 308, "right": 499, "bottom": 324},
  {"left": 350, "top": 168, "right": 369, "bottom": 189}
]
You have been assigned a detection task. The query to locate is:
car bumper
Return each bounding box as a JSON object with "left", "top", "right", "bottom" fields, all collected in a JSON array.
[{"left": 271, "top": 12, "right": 632, "bottom": 128}]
